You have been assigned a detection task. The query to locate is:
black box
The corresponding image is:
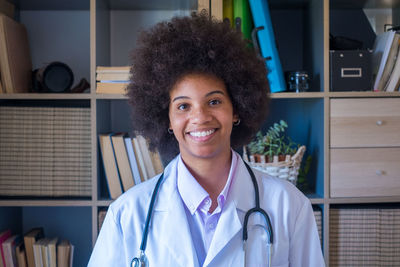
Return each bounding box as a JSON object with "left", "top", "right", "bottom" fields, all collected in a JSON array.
[{"left": 330, "top": 50, "right": 372, "bottom": 91}]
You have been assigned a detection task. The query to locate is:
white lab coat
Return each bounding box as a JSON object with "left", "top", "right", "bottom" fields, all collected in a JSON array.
[{"left": 88, "top": 153, "right": 325, "bottom": 267}]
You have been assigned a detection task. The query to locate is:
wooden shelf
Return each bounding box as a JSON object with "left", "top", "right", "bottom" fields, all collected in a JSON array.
[
  {"left": 0, "top": 200, "right": 93, "bottom": 207},
  {"left": 0, "top": 93, "right": 92, "bottom": 100}
]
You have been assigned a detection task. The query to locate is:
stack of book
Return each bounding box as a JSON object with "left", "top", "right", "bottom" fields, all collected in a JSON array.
[
  {"left": 0, "top": 105, "right": 92, "bottom": 197},
  {"left": 95, "top": 66, "right": 130, "bottom": 94},
  {"left": 0, "top": 227, "right": 74, "bottom": 267},
  {"left": 372, "top": 30, "right": 400, "bottom": 92},
  {"left": 330, "top": 207, "right": 400, "bottom": 266},
  {"left": 99, "top": 133, "right": 163, "bottom": 199},
  {"left": 0, "top": 6, "right": 32, "bottom": 94}
]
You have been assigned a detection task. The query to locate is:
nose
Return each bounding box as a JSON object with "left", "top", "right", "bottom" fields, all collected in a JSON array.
[{"left": 190, "top": 105, "right": 212, "bottom": 124}]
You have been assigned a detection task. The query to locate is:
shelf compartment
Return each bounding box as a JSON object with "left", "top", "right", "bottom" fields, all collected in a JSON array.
[
  {"left": 17, "top": 3, "right": 90, "bottom": 92},
  {"left": 269, "top": 0, "right": 325, "bottom": 92},
  {"left": 22, "top": 206, "right": 92, "bottom": 267},
  {"left": 261, "top": 98, "right": 325, "bottom": 196}
]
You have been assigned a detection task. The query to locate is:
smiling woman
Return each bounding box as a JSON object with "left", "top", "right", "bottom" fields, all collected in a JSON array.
[{"left": 88, "top": 11, "right": 325, "bottom": 267}]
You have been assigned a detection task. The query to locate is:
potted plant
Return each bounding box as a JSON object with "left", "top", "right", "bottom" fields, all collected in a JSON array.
[{"left": 247, "top": 120, "right": 299, "bottom": 163}]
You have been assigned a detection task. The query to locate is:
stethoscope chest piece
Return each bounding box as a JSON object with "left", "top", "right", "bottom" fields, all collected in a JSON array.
[{"left": 131, "top": 250, "right": 148, "bottom": 267}]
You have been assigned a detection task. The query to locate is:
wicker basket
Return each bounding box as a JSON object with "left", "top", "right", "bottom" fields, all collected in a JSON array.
[{"left": 242, "top": 145, "right": 306, "bottom": 185}]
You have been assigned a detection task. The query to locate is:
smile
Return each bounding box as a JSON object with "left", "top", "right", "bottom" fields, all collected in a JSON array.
[{"left": 189, "top": 129, "right": 216, "bottom": 137}]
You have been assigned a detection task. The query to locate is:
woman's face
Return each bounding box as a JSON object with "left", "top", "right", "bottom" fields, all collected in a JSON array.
[{"left": 168, "top": 73, "right": 238, "bottom": 162}]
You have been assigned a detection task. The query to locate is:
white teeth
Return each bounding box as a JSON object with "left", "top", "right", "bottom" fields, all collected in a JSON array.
[{"left": 190, "top": 129, "right": 215, "bottom": 137}]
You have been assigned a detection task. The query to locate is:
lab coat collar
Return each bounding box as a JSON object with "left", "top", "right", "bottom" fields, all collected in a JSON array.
[{"left": 230, "top": 154, "right": 258, "bottom": 213}]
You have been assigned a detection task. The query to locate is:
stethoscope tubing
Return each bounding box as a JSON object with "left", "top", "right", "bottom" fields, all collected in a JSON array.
[
  {"left": 133, "top": 159, "right": 274, "bottom": 266},
  {"left": 243, "top": 162, "right": 274, "bottom": 244}
]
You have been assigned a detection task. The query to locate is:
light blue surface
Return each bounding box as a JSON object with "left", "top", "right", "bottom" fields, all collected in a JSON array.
[{"left": 249, "top": 0, "right": 286, "bottom": 92}]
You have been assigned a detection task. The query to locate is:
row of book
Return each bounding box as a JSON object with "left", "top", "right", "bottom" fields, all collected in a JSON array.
[
  {"left": 0, "top": 1, "right": 32, "bottom": 94},
  {"left": 95, "top": 66, "right": 130, "bottom": 94},
  {"left": 0, "top": 105, "right": 92, "bottom": 197},
  {"left": 372, "top": 30, "right": 400, "bottom": 92},
  {"left": 99, "top": 133, "right": 163, "bottom": 199},
  {"left": 330, "top": 207, "right": 400, "bottom": 266},
  {"left": 0, "top": 228, "right": 73, "bottom": 267}
]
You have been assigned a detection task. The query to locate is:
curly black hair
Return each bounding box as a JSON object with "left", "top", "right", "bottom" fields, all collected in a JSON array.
[{"left": 127, "top": 12, "right": 270, "bottom": 160}]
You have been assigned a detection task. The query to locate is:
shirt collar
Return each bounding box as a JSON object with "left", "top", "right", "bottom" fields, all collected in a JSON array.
[{"left": 177, "top": 150, "right": 239, "bottom": 215}]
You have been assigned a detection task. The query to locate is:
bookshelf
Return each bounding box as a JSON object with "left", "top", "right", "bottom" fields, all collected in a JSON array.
[{"left": 0, "top": 0, "right": 400, "bottom": 266}]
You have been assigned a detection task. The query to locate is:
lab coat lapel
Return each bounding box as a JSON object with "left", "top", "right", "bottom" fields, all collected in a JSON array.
[
  {"left": 154, "top": 159, "right": 199, "bottom": 267},
  {"left": 203, "top": 157, "right": 255, "bottom": 266}
]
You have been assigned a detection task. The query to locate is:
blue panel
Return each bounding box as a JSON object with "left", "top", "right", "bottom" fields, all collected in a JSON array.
[
  {"left": 262, "top": 98, "right": 324, "bottom": 197},
  {"left": 0, "top": 207, "right": 22, "bottom": 234},
  {"left": 22, "top": 207, "right": 92, "bottom": 267}
]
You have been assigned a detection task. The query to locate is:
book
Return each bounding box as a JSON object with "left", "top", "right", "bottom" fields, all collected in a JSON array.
[
  {"left": 223, "top": 0, "right": 234, "bottom": 27},
  {"left": 111, "top": 133, "right": 135, "bottom": 192},
  {"left": 149, "top": 149, "right": 164, "bottom": 175},
  {"left": 98, "top": 134, "right": 123, "bottom": 199},
  {"left": 132, "top": 137, "right": 148, "bottom": 181},
  {"left": 23, "top": 228, "right": 44, "bottom": 267},
  {"left": 96, "top": 66, "right": 130, "bottom": 73},
  {"left": 96, "top": 82, "right": 128, "bottom": 94},
  {"left": 233, "top": 0, "right": 253, "bottom": 41},
  {"left": 136, "top": 135, "right": 156, "bottom": 179},
  {"left": 98, "top": 209, "right": 107, "bottom": 231},
  {"left": 56, "top": 240, "right": 73, "bottom": 267},
  {"left": 0, "top": 14, "right": 32, "bottom": 93},
  {"left": 383, "top": 44, "right": 400, "bottom": 92},
  {"left": 197, "top": 0, "right": 210, "bottom": 15},
  {"left": 2, "top": 234, "right": 21, "bottom": 267},
  {"left": 124, "top": 137, "right": 142, "bottom": 186},
  {"left": 211, "top": 0, "right": 223, "bottom": 21},
  {"left": 0, "top": 0, "right": 15, "bottom": 18},
  {"left": 96, "top": 71, "right": 130, "bottom": 81},
  {"left": 46, "top": 238, "right": 57, "bottom": 267},
  {"left": 378, "top": 33, "right": 400, "bottom": 91},
  {"left": 371, "top": 30, "right": 396, "bottom": 91},
  {"left": 32, "top": 238, "right": 46, "bottom": 267},
  {"left": 248, "top": 0, "right": 286, "bottom": 93},
  {"left": 0, "top": 230, "right": 12, "bottom": 267},
  {"left": 15, "top": 242, "right": 27, "bottom": 267}
]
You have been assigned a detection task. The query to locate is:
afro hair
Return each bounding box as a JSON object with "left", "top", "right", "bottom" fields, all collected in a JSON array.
[{"left": 127, "top": 12, "right": 270, "bottom": 160}]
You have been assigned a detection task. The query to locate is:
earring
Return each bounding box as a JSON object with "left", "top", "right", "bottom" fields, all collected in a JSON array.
[
  {"left": 233, "top": 119, "right": 241, "bottom": 126},
  {"left": 168, "top": 128, "right": 173, "bottom": 134}
]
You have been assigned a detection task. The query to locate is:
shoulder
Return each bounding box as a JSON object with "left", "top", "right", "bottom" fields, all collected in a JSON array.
[
  {"left": 253, "top": 168, "right": 310, "bottom": 214},
  {"left": 108, "top": 156, "right": 178, "bottom": 221}
]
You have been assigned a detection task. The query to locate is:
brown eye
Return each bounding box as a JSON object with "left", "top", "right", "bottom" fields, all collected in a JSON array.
[
  {"left": 209, "top": 99, "right": 221, "bottom": 106},
  {"left": 178, "top": 103, "right": 188, "bottom": 110}
]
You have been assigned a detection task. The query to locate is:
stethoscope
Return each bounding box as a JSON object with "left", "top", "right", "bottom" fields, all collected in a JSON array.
[{"left": 131, "top": 161, "right": 274, "bottom": 267}]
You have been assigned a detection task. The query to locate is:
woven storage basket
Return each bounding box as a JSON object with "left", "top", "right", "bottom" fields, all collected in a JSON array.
[{"left": 242, "top": 145, "right": 306, "bottom": 185}]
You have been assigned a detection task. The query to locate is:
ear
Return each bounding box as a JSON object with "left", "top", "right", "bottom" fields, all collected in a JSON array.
[{"left": 233, "top": 113, "right": 239, "bottom": 124}]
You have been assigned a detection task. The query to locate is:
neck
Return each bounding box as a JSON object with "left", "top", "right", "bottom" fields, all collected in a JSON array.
[{"left": 181, "top": 150, "right": 232, "bottom": 203}]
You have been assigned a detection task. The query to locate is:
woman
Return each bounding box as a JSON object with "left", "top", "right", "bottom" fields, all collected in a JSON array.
[{"left": 88, "top": 12, "right": 324, "bottom": 267}]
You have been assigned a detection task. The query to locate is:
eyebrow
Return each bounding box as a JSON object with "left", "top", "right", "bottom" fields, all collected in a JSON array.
[{"left": 172, "top": 90, "right": 225, "bottom": 102}]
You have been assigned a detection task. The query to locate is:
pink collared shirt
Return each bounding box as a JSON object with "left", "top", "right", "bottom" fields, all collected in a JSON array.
[{"left": 177, "top": 151, "right": 238, "bottom": 265}]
